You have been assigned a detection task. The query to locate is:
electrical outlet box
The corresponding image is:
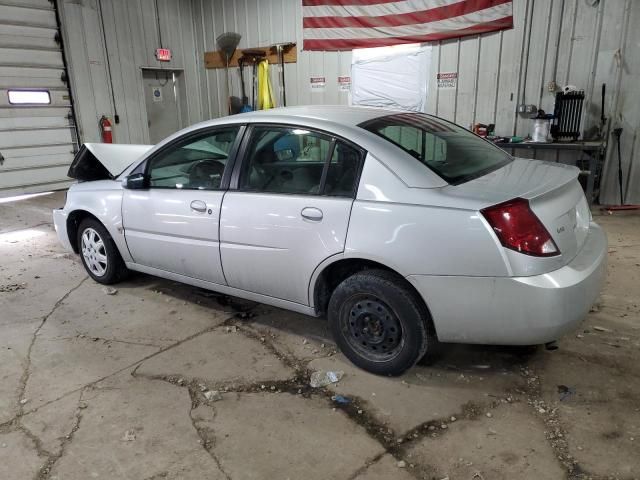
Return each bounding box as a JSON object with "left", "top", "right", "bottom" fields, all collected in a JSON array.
[{"left": 517, "top": 104, "right": 537, "bottom": 114}]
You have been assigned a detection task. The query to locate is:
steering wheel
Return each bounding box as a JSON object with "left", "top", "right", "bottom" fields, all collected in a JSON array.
[{"left": 188, "top": 159, "right": 224, "bottom": 189}]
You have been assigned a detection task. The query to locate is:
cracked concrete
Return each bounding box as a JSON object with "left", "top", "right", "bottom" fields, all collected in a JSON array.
[
  {"left": 404, "top": 402, "right": 567, "bottom": 479},
  {"left": 1, "top": 191, "right": 639, "bottom": 480},
  {"left": 135, "top": 327, "right": 294, "bottom": 386}
]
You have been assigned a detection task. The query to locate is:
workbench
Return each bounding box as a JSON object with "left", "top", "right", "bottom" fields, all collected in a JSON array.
[{"left": 496, "top": 141, "right": 606, "bottom": 205}]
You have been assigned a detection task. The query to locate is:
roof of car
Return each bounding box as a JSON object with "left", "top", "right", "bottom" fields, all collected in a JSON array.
[{"left": 232, "top": 105, "right": 404, "bottom": 126}]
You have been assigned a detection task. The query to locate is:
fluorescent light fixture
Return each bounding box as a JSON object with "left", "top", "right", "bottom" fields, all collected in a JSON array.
[
  {"left": 8, "top": 90, "right": 51, "bottom": 105},
  {"left": 291, "top": 129, "right": 310, "bottom": 135}
]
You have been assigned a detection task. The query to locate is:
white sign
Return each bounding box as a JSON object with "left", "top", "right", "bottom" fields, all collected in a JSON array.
[
  {"left": 338, "top": 76, "right": 351, "bottom": 92},
  {"left": 310, "top": 75, "right": 326, "bottom": 93},
  {"left": 437, "top": 72, "right": 458, "bottom": 89},
  {"left": 152, "top": 87, "right": 163, "bottom": 102}
]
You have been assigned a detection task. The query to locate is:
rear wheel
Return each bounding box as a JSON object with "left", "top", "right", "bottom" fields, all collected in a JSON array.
[
  {"left": 328, "top": 269, "right": 432, "bottom": 376},
  {"left": 77, "top": 218, "right": 128, "bottom": 284}
]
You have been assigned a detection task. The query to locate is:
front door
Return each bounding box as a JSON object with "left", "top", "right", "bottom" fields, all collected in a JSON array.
[
  {"left": 123, "top": 126, "right": 242, "bottom": 284},
  {"left": 220, "top": 125, "right": 363, "bottom": 305}
]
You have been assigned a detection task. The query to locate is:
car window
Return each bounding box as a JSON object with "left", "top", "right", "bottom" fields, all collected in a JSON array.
[
  {"left": 148, "top": 127, "right": 240, "bottom": 190},
  {"left": 360, "top": 113, "right": 510, "bottom": 184},
  {"left": 240, "top": 126, "right": 332, "bottom": 195},
  {"left": 324, "top": 141, "right": 361, "bottom": 197}
]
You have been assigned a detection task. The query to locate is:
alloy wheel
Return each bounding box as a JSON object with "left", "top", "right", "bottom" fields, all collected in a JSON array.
[{"left": 81, "top": 227, "right": 108, "bottom": 277}]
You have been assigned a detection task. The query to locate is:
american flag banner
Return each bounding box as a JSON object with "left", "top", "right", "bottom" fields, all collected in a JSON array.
[{"left": 302, "top": 0, "right": 514, "bottom": 51}]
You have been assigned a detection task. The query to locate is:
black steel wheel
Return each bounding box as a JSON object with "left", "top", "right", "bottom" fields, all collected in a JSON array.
[
  {"left": 328, "top": 269, "right": 433, "bottom": 376},
  {"left": 342, "top": 294, "right": 404, "bottom": 361}
]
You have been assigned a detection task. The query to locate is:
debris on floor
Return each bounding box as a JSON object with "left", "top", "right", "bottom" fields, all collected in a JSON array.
[
  {"left": 557, "top": 385, "right": 576, "bottom": 401},
  {"left": 331, "top": 394, "right": 351, "bottom": 405},
  {"left": 122, "top": 430, "right": 136, "bottom": 441},
  {"left": 102, "top": 286, "right": 118, "bottom": 295},
  {"left": 592, "top": 326, "right": 612, "bottom": 332},
  {"left": 310, "top": 370, "right": 344, "bottom": 388},
  {"left": 204, "top": 390, "right": 223, "bottom": 402},
  {"left": 0, "top": 283, "right": 26, "bottom": 293}
]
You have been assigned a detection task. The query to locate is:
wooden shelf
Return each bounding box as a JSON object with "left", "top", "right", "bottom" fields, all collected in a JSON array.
[{"left": 204, "top": 43, "right": 297, "bottom": 69}]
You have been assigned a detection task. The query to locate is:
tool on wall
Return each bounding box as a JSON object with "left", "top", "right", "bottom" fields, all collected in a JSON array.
[
  {"left": 600, "top": 83, "right": 607, "bottom": 134},
  {"left": 241, "top": 49, "right": 266, "bottom": 110},
  {"left": 238, "top": 56, "right": 252, "bottom": 112},
  {"left": 614, "top": 127, "right": 625, "bottom": 205},
  {"left": 601, "top": 127, "right": 640, "bottom": 212},
  {"left": 204, "top": 42, "right": 297, "bottom": 112},
  {"left": 216, "top": 32, "right": 241, "bottom": 115},
  {"left": 272, "top": 43, "right": 295, "bottom": 107}
]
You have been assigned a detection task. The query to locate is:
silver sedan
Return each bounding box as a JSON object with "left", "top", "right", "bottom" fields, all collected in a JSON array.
[{"left": 53, "top": 106, "right": 607, "bottom": 375}]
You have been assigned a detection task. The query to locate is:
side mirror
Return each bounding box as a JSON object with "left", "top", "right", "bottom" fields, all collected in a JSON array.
[{"left": 122, "top": 172, "right": 148, "bottom": 190}]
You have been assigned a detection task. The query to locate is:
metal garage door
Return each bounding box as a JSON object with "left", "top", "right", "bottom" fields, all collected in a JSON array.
[{"left": 0, "top": 0, "right": 78, "bottom": 197}]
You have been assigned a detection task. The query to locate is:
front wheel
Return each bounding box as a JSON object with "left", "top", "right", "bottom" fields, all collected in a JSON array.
[
  {"left": 328, "top": 269, "right": 432, "bottom": 376},
  {"left": 77, "top": 218, "right": 128, "bottom": 284}
]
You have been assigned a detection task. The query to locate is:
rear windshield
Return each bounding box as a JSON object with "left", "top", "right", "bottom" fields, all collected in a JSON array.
[{"left": 360, "top": 113, "right": 511, "bottom": 184}]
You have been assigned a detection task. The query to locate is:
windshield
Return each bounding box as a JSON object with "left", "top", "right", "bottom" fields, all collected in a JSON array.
[{"left": 360, "top": 113, "right": 511, "bottom": 184}]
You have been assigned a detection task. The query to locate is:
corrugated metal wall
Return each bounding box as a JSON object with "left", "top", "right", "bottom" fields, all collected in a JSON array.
[
  {"left": 191, "top": 0, "right": 353, "bottom": 118},
  {"left": 59, "top": 0, "right": 639, "bottom": 204},
  {"left": 59, "top": 0, "right": 201, "bottom": 145}
]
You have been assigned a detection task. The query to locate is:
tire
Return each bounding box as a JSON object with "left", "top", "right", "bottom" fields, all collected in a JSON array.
[
  {"left": 77, "top": 218, "right": 128, "bottom": 284},
  {"left": 328, "top": 269, "right": 433, "bottom": 376}
]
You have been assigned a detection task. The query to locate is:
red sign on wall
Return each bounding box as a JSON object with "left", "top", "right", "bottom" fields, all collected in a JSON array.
[{"left": 155, "top": 48, "right": 172, "bottom": 62}]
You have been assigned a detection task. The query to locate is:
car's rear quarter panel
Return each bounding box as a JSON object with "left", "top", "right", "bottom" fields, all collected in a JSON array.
[{"left": 346, "top": 154, "right": 507, "bottom": 277}]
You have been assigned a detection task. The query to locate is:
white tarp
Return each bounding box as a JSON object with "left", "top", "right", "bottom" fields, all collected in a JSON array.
[{"left": 351, "top": 44, "right": 431, "bottom": 112}]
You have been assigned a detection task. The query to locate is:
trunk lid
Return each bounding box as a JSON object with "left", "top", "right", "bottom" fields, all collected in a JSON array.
[
  {"left": 68, "top": 143, "right": 153, "bottom": 181},
  {"left": 447, "top": 158, "right": 590, "bottom": 265}
]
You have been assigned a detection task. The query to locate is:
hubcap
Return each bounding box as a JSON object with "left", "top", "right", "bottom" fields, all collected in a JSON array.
[
  {"left": 81, "top": 228, "right": 108, "bottom": 277},
  {"left": 341, "top": 295, "right": 403, "bottom": 361}
]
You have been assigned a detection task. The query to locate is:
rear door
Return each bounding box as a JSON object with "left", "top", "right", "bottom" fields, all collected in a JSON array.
[
  {"left": 0, "top": 0, "right": 78, "bottom": 197},
  {"left": 220, "top": 125, "right": 363, "bottom": 305},
  {"left": 122, "top": 126, "right": 242, "bottom": 284}
]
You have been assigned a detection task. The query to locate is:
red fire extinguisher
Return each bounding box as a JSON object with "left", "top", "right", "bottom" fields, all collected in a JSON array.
[{"left": 100, "top": 115, "right": 113, "bottom": 143}]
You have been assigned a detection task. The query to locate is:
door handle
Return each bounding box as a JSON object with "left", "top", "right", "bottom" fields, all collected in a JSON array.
[
  {"left": 190, "top": 200, "right": 207, "bottom": 213},
  {"left": 301, "top": 207, "right": 323, "bottom": 221}
]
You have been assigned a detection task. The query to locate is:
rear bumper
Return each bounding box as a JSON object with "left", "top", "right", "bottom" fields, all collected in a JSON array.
[
  {"left": 52, "top": 208, "right": 73, "bottom": 252},
  {"left": 407, "top": 222, "right": 607, "bottom": 345}
]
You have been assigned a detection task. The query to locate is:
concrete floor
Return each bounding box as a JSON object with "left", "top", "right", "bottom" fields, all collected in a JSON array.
[{"left": 1, "top": 191, "right": 639, "bottom": 480}]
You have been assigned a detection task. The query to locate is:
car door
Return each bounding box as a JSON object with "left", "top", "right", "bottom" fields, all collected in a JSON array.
[
  {"left": 122, "top": 126, "right": 243, "bottom": 284},
  {"left": 219, "top": 124, "right": 364, "bottom": 305}
]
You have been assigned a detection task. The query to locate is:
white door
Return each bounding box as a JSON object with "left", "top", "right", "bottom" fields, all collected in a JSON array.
[
  {"left": 220, "top": 126, "right": 363, "bottom": 305},
  {"left": 0, "top": 0, "right": 77, "bottom": 196},
  {"left": 122, "top": 126, "right": 241, "bottom": 284}
]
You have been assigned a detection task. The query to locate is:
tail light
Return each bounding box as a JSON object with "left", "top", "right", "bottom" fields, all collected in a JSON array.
[{"left": 481, "top": 198, "right": 559, "bottom": 257}]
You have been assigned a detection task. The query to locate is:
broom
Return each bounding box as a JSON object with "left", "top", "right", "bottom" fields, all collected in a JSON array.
[{"left": 216, "top": 32, "right": 241, "bottom": 115}]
